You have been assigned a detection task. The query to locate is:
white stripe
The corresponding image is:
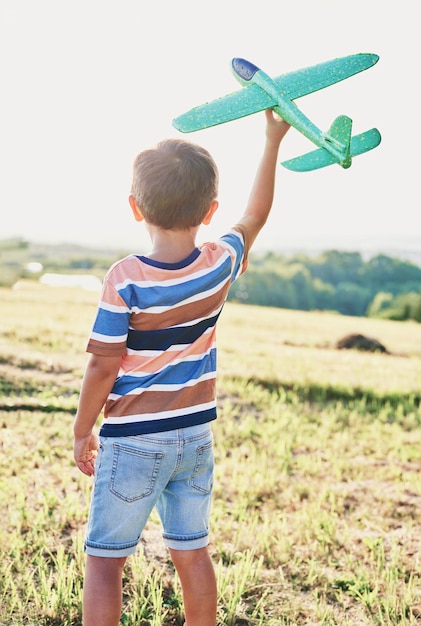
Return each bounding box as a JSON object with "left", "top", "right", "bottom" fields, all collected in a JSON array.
[
  {"left": 99, "top": 300, "right": 129, "bottom": 314},
  {"left": 104, "top": 400, "right": 216, "bottom": 424},
  {"left": 91, "top": 331, "right": 127, "bottom": 343}
]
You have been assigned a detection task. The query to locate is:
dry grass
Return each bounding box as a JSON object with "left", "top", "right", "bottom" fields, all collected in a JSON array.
[
  {"left": 218, "top": 303, "right": 421, "bottom": 393},
  {"left": 1, "top": 282, "right": 420, "bottom": 625}
]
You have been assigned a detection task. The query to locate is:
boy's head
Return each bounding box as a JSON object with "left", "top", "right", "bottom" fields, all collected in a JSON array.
[{"left": 130, "top": 138, "right": 219, "bottom": 230}]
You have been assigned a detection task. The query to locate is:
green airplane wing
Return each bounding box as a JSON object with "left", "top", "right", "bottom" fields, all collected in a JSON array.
[
  {"left": 274, "top": 53, "right": 379, "bottom": 99},
  {"left": 282, "top": 128, "right": 382, "bottom": 172},
  {"left": 172, "top": 53, "right": 379, "bottom": 133},
  {"left": 172, "top": 84, "right": 275, "bottom": 132}
]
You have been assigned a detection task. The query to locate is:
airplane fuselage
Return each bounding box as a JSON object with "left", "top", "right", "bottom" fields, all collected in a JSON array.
[{"left": 231, "top": 58, "right": 347, "bottom": 163}]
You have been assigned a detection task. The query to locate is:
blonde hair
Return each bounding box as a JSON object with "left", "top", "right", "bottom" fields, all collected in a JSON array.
[{"left": 131, "top": 139, "right": 219, "bottom": 230}]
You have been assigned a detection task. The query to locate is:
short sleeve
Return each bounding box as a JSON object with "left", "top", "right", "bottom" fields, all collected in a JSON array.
[
  {"left": 219, "top": 227, "right": 249, "bottom": 281},
  {"left": 86, "top": 278, "right": 131, "bottom": 356}
]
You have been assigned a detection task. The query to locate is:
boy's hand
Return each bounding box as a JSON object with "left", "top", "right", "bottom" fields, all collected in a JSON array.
[
  {"left": 74, "top": 432, "right": 99, "bottom": 476},
  {"left": 265, "top": 108, "right": 291, "bottom": 143}
]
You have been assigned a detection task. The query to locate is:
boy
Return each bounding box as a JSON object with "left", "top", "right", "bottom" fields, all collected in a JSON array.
[{"left": 73, "top": 109, "right": 290, "bottom": 626}]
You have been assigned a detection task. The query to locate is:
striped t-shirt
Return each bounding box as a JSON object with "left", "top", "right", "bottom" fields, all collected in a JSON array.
[{"left": 87, "top": 227, "right": 248, "bottom": 437}]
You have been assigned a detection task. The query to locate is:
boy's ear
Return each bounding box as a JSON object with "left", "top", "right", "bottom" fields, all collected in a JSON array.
[
  {"left": 202, "top": 200, "right": 219, "bottom": 225},
  {"left": 129, "top": 195, "right": 144, "bottom": 222}
]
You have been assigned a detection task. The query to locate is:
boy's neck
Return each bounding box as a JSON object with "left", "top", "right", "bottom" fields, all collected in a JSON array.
[{"left": 145, "top": 224, "right": 200, "bottom": 263}]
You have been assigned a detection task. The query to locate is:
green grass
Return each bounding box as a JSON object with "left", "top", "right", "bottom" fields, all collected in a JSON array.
[{"left": 1, "top": 281, "right": 421, "bottom": 625}]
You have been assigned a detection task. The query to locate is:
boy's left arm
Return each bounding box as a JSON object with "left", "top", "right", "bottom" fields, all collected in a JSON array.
[{"left": 73, "top": 353, "right": 122, "bottom": 476}]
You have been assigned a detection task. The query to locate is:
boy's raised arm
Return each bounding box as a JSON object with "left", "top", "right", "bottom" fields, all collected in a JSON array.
[{"left": 237, "top": 109, "right": 290, "bottom": 250}]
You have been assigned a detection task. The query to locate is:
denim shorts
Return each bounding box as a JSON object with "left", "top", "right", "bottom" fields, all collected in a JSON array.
[{"left": 84, "top": 423, "right": 214, "bottom": 558}]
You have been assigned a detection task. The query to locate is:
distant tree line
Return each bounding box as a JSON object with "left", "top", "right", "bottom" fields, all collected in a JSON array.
[
  {"left": 228, "top": 250, "right": 421, "bottom": 322},
  {"left": 0, "top": 238, "right": 120, "bottom": 286},
  {"left": 1, "top": 239, "right": 420, "bottom": 322}
]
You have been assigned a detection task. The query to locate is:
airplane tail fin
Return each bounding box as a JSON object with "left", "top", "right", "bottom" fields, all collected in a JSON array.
[
  {"left": 325, "top": 115, "right": 353, "bottom": 167},
  {"left": 281, "top": 115, "right": 381, "bottom": 172}
]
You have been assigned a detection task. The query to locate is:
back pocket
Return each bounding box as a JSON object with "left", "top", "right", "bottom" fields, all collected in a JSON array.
[
  {"left": 190, "top": 440, "right": 214, "bottom": 494},
  {"left": 110, "top": 442, "right": 164, "bottom": 502}
]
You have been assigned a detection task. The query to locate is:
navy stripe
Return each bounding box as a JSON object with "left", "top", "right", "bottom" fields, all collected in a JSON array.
[
  {"left": 127, "top": 314, "right": 219, "bottom": 351},
  {"left": 99, "top": 408, "right": 217, "bottom": 437},
  {"left": 136, "top": 248, "right": 201, "bottom": 269}
]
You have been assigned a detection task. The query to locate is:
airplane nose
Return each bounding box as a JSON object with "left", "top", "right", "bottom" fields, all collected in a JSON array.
[{"left": 232, "top": 58, "right": 260, "bottom": 81}]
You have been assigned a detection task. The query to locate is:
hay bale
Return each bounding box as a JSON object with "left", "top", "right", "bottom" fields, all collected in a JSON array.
[{"left": 336, "top": 333, "right": 388, "bottom": 353}]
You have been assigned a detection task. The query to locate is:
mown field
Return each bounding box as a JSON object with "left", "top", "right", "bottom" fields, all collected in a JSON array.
[{"left": 1, "top": 281, "right": 421, "bottom": 625}]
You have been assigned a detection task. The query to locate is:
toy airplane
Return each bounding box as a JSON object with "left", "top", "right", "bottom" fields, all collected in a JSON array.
[{"left": 172, "top": 54, "right": 381, "bottom": 172}]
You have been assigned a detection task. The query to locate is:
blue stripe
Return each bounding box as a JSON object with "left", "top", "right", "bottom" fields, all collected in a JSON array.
[
  {"left": 112, "top": 349, "right": 216, "bottom": 395},
  {"left": 99, "top": 408, "right": 217, "bottom": 437},
  {"left": 118, "top": 258, "right": 232, "bottom": 309},
  {"left": 127, "top": 314, "right": 219, "bottom": 351},
  {"left": 93, "top": 308, "right": 130, "bottom": 338}
]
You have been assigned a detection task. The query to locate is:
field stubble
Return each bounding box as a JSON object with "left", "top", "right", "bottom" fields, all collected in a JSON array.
[{"left": 0, "top": 282, "right": 420, "bottom": 625}]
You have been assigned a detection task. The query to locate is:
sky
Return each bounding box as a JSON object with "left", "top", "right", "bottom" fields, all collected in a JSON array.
[{"left": 0, "top": 0, "right": 419, "bottom": 257}]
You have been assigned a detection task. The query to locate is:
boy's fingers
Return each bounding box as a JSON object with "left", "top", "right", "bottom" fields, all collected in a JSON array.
[{"left": 77, "top": 458, "right": 96, "bottom": 476}]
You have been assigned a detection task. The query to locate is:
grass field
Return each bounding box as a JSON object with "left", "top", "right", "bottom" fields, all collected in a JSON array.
[{"left": 1, "top": 281, "right": 420, "bottom": 625}]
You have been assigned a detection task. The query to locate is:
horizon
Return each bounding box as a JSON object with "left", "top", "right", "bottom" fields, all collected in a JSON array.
[{"left": 4, "top": 233, "right": 420, "bottom": 268}]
